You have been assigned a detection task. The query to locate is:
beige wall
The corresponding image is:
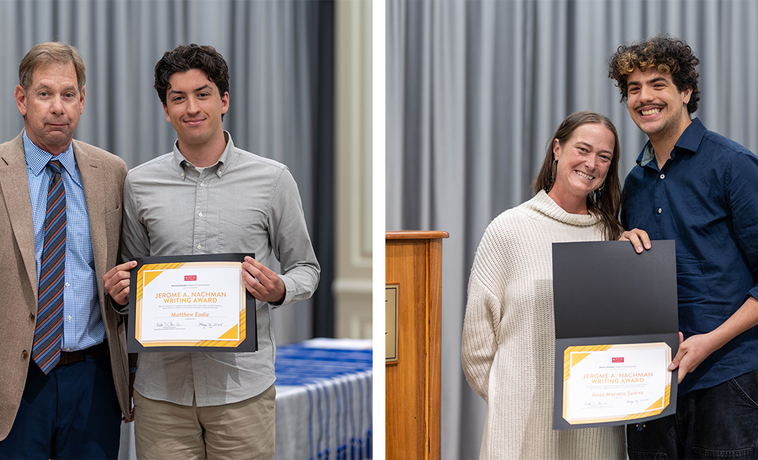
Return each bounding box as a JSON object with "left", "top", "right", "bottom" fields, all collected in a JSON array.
[{"left": 333, "top": 0, "right": 372, "bottom": 339}]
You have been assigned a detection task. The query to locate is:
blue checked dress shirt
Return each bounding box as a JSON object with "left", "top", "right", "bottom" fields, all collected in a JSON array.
[{"left": 24, "top": 132, "right": 105, "bottom": 352}]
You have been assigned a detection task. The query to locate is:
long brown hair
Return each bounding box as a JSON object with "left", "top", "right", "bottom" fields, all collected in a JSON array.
[{"left": 534, "top": 111, "right": 623, "bottom": 240}]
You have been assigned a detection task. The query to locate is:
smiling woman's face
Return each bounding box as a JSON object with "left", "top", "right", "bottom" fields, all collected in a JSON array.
[{"left": 548, "top": 122, "right": 615, "bottom": 213}]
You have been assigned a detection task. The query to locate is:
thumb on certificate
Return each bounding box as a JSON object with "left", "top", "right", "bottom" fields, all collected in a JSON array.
[{"left": 668, "top": 333, "right": 685, "bottom": 371}]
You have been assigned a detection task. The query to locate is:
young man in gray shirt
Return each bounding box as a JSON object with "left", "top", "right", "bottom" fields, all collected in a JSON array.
[{"left": 104, "top": 43, "right": 320, "bottom": 460}]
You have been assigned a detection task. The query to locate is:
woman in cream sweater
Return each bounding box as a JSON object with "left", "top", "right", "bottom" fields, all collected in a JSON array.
[{"left": 461, "top": 111, "right": 626, "bottom": 459}]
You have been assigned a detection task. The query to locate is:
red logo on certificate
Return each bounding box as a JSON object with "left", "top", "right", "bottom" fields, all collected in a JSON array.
[
  {"left": 612, "top": 357, "right": 624, "bottom": 363},
  {"left": 185, "top": 275, "right": 197, "bottom": 281}
]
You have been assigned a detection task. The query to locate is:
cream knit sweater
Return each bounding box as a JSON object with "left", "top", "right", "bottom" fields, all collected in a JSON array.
[{"left": 461, "top": 190, "right": 625, "bottom": 460}]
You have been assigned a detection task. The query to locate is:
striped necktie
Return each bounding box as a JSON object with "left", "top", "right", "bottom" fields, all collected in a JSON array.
[{"left": 33, "top": 159, "right": 66, "bottom": 374}]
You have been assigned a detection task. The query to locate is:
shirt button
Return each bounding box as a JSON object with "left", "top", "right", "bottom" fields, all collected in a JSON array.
[
  {"left": 660, "top": 174, "right": 665, "bottom": 180},
  {"left": 65, "top": 282, "right": 70, "bottom": 287},
  {"left": 658, "top": 208, "right": 662, "bottom": 214},
  {"left": 68, "top": 315, "right": 72, "bottom": 322},
  {"left": 200, "top": 182, "right": 205, "bottom": 187},
  {"left": 198, "top": 212, "right": 203, "bottom": 217},
  {"left": 65, "top": 348, "right": 71, "bottom": 352},
  {"left": 197, "top": 244, "right": 202, "bottom": 250}
]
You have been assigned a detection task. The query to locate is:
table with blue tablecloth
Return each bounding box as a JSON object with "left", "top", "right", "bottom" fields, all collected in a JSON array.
[
  {"left": 118, "top": 338, "right": 372, "bottom": 459},
  {"left": 274, "top": 338, "right": 373, "bottom": 460}
]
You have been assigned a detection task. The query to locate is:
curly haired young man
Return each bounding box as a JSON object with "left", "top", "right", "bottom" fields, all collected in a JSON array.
[{"left": 610, "top": 34, "right": 758, "bottom": 459}]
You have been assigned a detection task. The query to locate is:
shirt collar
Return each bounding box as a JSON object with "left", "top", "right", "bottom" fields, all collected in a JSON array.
[
  {"left": 23, "top": 130, "right": 77, "bottom": 178},
  {"left": 636, "top": 117, "right": 706, "bottom": 167},
  {"left": 171, "top": 131, "right": 235, "bottom": 178},
  {"left": 637, "top": 142, "right": 656, "bottom": 168}
]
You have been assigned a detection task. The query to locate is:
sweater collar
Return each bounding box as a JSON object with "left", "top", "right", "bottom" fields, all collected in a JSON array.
[{"left": 525, "top": 190, "right": 600, "bottom": 227}]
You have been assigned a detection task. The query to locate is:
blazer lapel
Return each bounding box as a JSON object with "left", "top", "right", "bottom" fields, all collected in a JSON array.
[
  {"left": 74, "top": 145, "right": 107, "bottom": 296},
  {"left": 0, "top": 133, "right": 38, "bottom": 307}
]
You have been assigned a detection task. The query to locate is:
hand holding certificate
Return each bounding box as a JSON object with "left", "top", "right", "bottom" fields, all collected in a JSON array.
[
  {"left": 552, "top": 241, "right": 679, "bottom": 429},
  {"left": 127, "top": 254, "right": 258, "bottom": 352}
]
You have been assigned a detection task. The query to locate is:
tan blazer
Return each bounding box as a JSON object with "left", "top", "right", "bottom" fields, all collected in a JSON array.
[{"left": 0, "top": 132, "right": 129, "bottom": 441}]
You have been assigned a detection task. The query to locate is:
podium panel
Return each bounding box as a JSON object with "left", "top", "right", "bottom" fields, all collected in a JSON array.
[{"left": 385, "top": 231, "right": 448, "bottom": 460}]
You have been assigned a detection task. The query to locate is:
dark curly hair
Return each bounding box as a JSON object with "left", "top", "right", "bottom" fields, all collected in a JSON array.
[
  {"left": 154, "top": 44, "right": 229, "bottom": 111},
  {"left": 534, "top": 111, "right": 623, "bottom": 241},
  {"left": 608, "top": 34, "right": 700, "bottom": 114}
]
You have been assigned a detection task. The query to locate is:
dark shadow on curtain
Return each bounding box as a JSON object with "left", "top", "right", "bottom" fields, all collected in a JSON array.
[{"left": 312, "top": 0, "right": 335, "bottom": 338}]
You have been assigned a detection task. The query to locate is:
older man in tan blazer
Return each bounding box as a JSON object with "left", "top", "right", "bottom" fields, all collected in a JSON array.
[{"left": 0, "top": 42, "right": 130, "bottom": 459}]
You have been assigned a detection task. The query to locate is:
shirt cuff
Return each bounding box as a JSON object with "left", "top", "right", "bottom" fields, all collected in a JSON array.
[{"left": 273, "top": 275, "right": 294, "bottom": 307}]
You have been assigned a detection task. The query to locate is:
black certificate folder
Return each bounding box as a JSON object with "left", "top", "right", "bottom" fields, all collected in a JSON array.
[
  {"left": 127, "top": 253, "right": 258, "bottom": 353},
  {"left": 551, "top": 240, "right": 679, "bottom": 429}
]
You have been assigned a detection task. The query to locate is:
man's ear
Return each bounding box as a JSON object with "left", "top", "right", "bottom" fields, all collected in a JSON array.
[
  {"left": 14, "top": 85, "right": 27, "bottom": 117},
  {"left": 221, "top": 91, "right": 229, "bottom": 115},
  {"left": 682, "top": 86, "right": 693, "bottom": 106},
  {"left": 79, "top": 86, "right": 86, "bottom": 114}
]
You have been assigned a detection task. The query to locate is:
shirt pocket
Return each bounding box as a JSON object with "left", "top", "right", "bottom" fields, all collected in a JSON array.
[
  {"left": 219, "top": 209, "right": 268, "bottom": 253},
  {"left": 677, "top": 259, "right": 704, "bottom": 301},
  {"left": 676, "top": 257, "right": 717, "bottom": 332}
]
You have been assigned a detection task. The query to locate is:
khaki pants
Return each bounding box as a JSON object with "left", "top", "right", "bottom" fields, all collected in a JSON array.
[{"left": 134, "top": 385, "right": 276, "bottom": 460}]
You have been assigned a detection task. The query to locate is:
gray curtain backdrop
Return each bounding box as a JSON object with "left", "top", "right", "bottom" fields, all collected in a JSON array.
[
  {"left": 0, "top": 0, "right": 335, "bottom": 345},
  {"left": 386, "top": 0, "right": 758, "bottom": 458}
]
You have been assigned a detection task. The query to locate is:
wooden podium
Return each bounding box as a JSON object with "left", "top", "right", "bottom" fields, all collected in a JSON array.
[{"left": 385, "top": 231, "right": 448, "bottom": 460}]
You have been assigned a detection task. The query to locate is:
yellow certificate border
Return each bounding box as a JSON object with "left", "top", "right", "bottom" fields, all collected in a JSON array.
[
  {"left": 562, "top": 343, "right": 672, "bottom": 425},
  {"left": 134, "top": 261, "right": 247, "bottom": 348}
]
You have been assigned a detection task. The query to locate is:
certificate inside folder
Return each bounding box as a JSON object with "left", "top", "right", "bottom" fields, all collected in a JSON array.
[
  {"left": 127, "top": 253, "right": 257, "bottom": 352},
  {"left": 552, "top": 241, "right": 678, "bottom": 429}
]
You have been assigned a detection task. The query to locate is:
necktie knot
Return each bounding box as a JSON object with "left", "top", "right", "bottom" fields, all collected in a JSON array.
[{"left": 48, "top": 159, "right": 63, "bottom": 175}]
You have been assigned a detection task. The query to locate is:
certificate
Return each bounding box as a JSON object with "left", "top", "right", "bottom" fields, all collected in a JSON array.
[
  {"left": 562, "top": 343, "right": 672, "bottom": 425},
  {"left": 127, "top": 253, "right": 257, "bottom": 352},
  {"left": 552, "top": 241, "right": 679, "bottom": 429}
]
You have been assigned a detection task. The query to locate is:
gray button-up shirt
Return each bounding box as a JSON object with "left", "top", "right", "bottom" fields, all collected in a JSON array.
[{"left": 122, "top": 132, "right": 320, "bottom": 406}]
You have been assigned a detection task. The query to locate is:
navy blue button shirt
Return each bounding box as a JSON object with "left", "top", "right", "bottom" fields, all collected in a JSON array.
[{"left": 622, "top": 118, "right": 758, "bottom": 395}]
